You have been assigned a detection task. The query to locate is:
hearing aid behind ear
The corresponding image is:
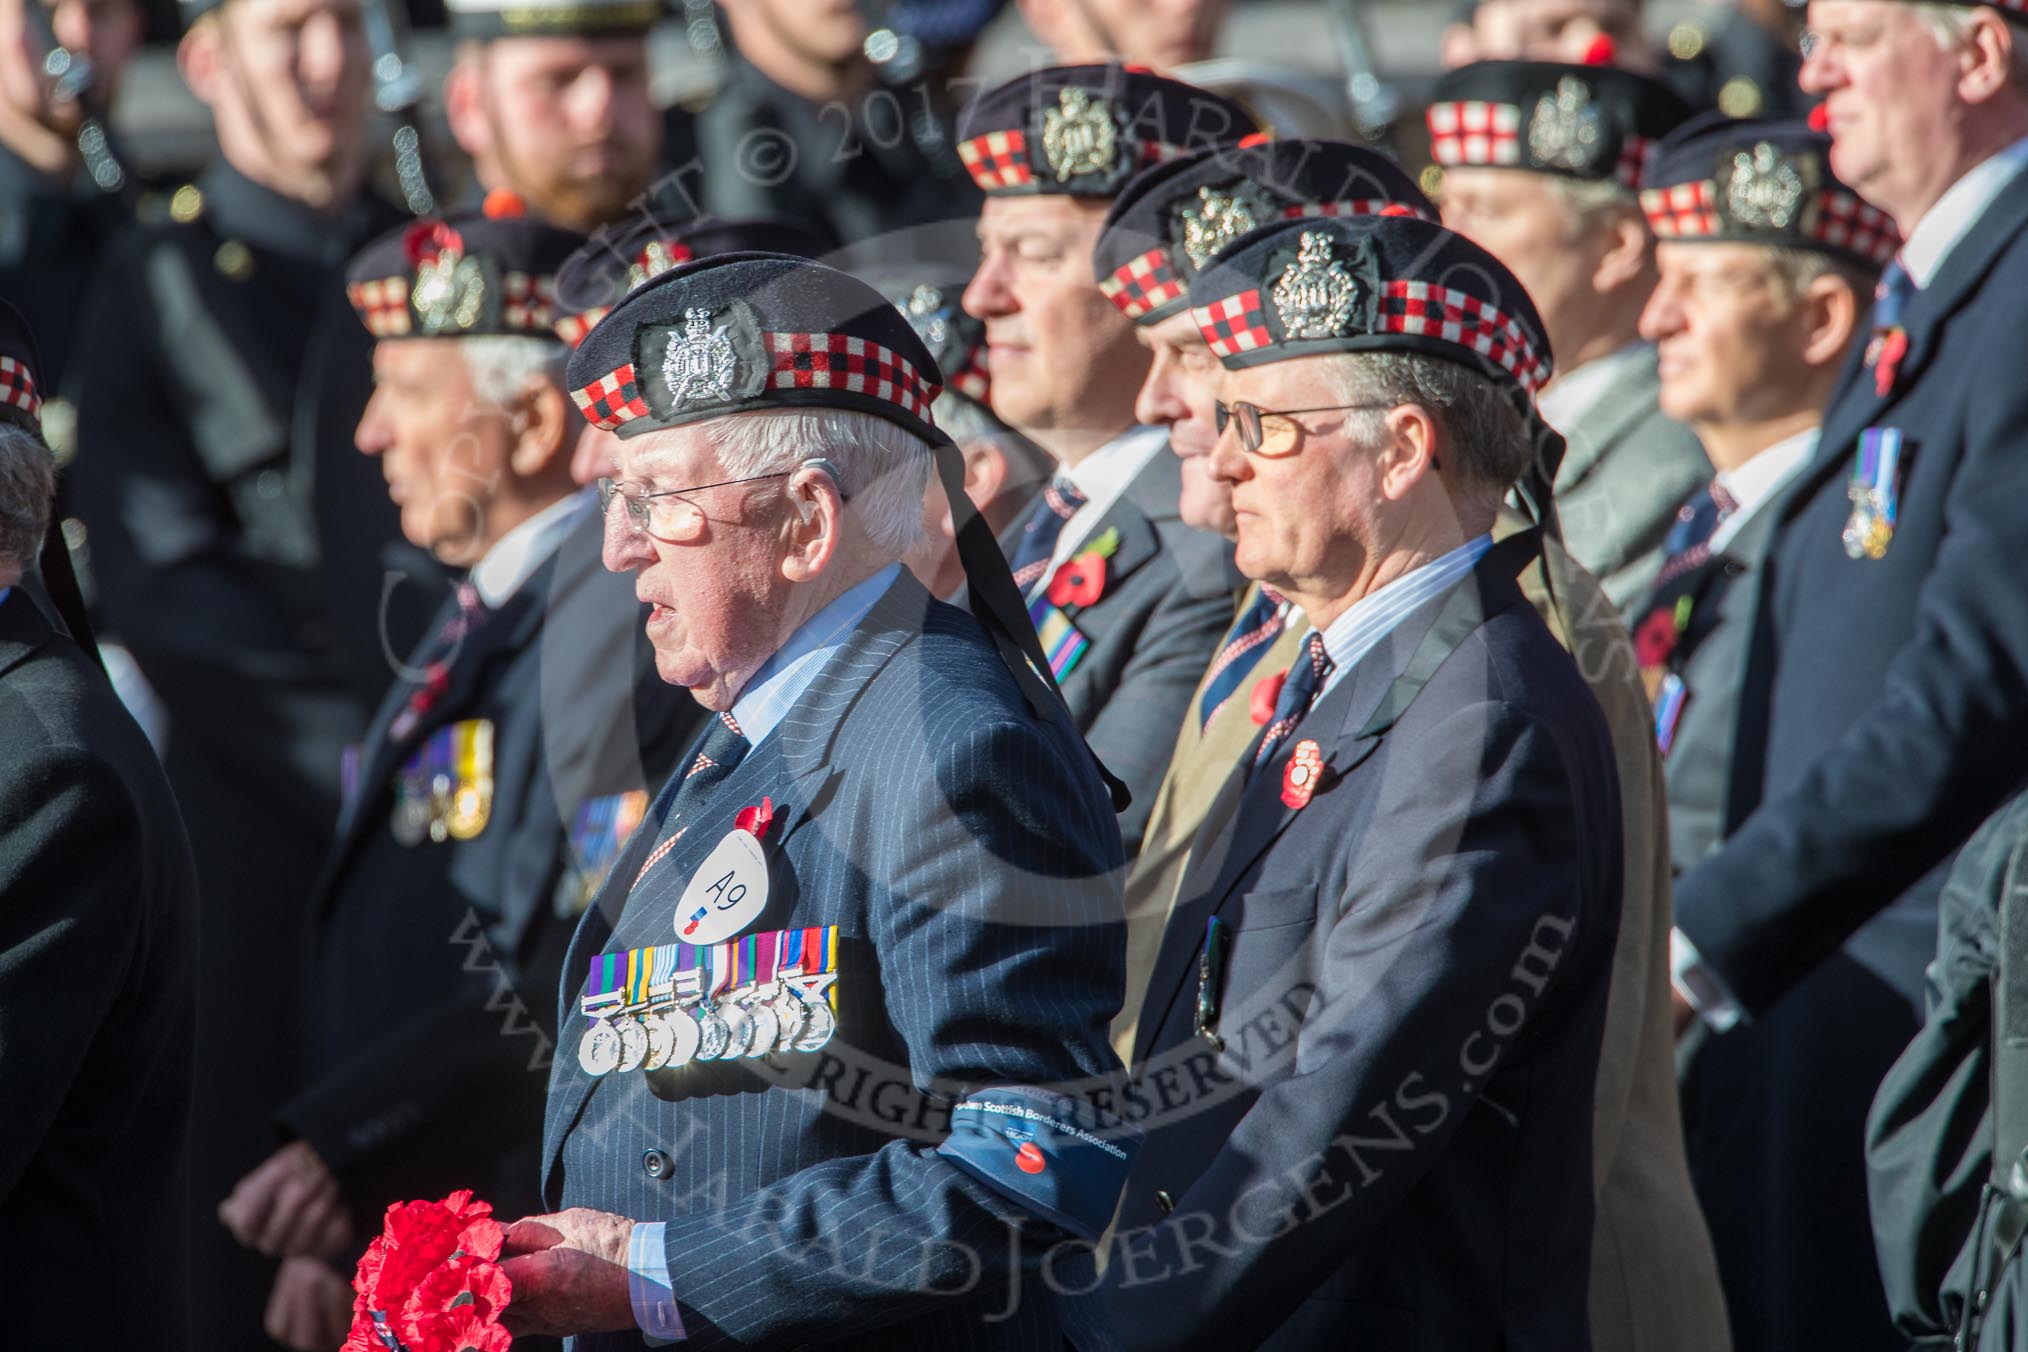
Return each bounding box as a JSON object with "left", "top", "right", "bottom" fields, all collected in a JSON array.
[{"left": 792, "top": 458, "right": 844, "bottom": 523}]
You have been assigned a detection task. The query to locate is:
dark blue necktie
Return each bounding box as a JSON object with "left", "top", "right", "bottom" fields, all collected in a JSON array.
[
  {"left": 1253, "top": 631, "right": 1334, "bottom": 774},
  {"left": 1009, "top": 475, "right": 1087, "bottom": 594},
  {"left": 1198, "top": 586, "right": 1289, "bottom": 730},
  {"left": 1872, "top": 257, "right": 1915, "bottom": 337},
  {"left": 1653, "top": 479, "right": 1739, "bottom": 587},
  {"left": 631, "top": 712, "right": 752, "bottom": 893}
]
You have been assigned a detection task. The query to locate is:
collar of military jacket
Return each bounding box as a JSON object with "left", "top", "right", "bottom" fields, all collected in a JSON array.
[
  {"left": 1640, "top": 112, "right": 1899, "bottom": 268},
  {"left": 956, "top": 63, "right": 1260, "bottom": 199},
  {"left": 1093, "top": 138, "right": 1438, "bottom": 325},
  {"left": 346, "top": 202, "right": 588, "bottom": 341},
  {"left": 1428, "top": 58, "right": 1694, "bottom": 188}
]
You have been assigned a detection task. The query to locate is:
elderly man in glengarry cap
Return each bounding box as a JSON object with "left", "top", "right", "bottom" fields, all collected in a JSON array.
[{"left": 501, "top": 252, "right": 1142, "bottom": 1350}]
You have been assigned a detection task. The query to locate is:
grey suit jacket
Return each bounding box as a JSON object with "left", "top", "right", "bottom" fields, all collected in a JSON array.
[
  {"left": 1645, "top": 503, "right": 1780, "bottom": 877},
  {"left": 1554, "top": 347, "right": 1711, "bottom": 615},
  {"left": 1000, "top": 446, "right": 1241, "bottom": 855}
]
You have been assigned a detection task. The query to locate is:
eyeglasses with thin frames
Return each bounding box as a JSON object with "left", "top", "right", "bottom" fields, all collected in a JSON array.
[
  {"left": 596, "top": 471, "right": 791, "bottom": 542},
  {"left": 1213, "top": 400, "right": 1396, "bottom": 457}
]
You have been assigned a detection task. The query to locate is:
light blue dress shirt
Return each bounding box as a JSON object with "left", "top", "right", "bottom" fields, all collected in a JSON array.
[{"left": 1308, "top": 534, "right": 1495, "bottom": 700}]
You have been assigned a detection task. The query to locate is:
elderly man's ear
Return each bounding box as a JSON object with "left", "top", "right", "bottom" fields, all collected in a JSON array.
[
  {"left": 506, "top": 380, "right": 576, "bottom": 480},
  {"left": 779, "top": 462, "right": 846, "bottom": 582}
]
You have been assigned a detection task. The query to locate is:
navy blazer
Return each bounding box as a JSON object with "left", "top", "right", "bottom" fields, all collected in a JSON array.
[
  {"left": 0, "top": 587, "right": 199, "bottom": 1350},
  {"left": 1676, "top": 167, "right": 2028, "bottom": 1017},
  {"left": 999, "top": 446, "right": 1242, "bottom": 854},
  {"left": 282, "top": 512, "right": 698, "bottom": 1221},
  {"left": 1108, "top": 549, "right": 1624, "bottom": 1351},
  {"left": 543, "top": 572, "right": 1131, "bottom": 1351}
]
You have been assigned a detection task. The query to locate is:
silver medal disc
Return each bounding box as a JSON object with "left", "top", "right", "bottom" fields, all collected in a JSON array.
[
  {"left": 771, "top": 996, "right": 807, "bottom": 1052},
  {"left": 391, "top": 793, "right": 431, "bottom": 847},
  {"left": 694, "top": 1008, "right": 730, "bottom": 1061},
  {"left": 661, "top": 1006, "right": 701, "bottom": 1068},
  {"left": 719, "top": 1004, "right": 755, "bottom": 1059},
  {"left": 578, "top": 1019, "right": 621, "bottom": 1076},
  {"left": 793, "top": 1000, "right": 837, "bottom": 1053},
  {"left": 743, "top": 1003, "right": 780, "bottom": 1059},
  {"left": 614, "top": 1015, "right": 650, "bottom": 1072},
  {"left": 643, "top": 1013, "right": 676, "bottom": 1070}
]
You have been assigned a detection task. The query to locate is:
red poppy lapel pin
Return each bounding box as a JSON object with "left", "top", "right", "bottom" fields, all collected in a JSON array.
[{"left": 1046, "top": 527, "right": 1121, "bottom": 612}]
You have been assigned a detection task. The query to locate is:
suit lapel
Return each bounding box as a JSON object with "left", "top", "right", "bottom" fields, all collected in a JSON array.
[
  {"left": 542, "top": 572, "right": 930, "bottom": 1193},
  {"left": 1802, "top": 169, "right": 2028, "bottom": 509},
  {"left": 1130, "top": 542, "right": 1535, "bottom": 1064}
]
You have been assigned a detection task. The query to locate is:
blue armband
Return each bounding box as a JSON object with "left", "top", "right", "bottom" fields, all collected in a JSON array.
[{"left": 935, "top": 1085, "right": 1142, "bottom": 1240}]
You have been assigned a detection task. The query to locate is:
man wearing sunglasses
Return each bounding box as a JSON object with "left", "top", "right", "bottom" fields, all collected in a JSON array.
[
  {"left": 1104, "top": 214, "right": 1625, "bottom": 1349},
  {"left": 216, "top": 207, "right": 699, "bottom": 1351}
]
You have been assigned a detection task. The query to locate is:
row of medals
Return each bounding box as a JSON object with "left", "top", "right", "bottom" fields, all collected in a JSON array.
[
  {"left": 579, "top": 975, "right": 838, "bottom": 1076},
  {"left": 393, "top": 771, "right": 492, "bottom": 846}
]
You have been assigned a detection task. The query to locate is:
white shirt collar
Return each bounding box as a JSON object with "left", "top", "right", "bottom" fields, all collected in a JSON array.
[
  {"left": 1536, "top": 343, "right": 1651, "bottom": 434},
  {"left": 1899, "top": 133, "right": 2028, "bottom": 288},
  {"left": 468, "top": 488, "right": 595, "bottom": 609},
  {"left": 729, "top": 563, "right": 901, "bottom": 750},
  {"left": 1030, "top": 424, "right": 1168, "bottom": 590},
  {"left": 1709, "top": 427, "right": 1818, "bottom": 556}
]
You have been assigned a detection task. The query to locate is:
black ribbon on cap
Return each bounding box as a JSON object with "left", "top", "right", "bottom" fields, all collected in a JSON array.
[
  {"left": 932, "top": 440, "right": 1132, "bottom": 814},
  {"left": 36, "top": 522, "right": 101, "bottom": 673}
]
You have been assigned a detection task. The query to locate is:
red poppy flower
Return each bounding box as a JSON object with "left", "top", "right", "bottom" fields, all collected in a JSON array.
[
  {"left": 1633, "top": 608, "right": 1678, "bottom": 668},
  {"left": 1048, "top": 552, "right": 1107, "bottom": 609},
  {"left": 736, "top": 796, "right": 776, "bottom": 840},
  {"left": 1875, "top": 328, "right": 1908, "bottom": 397},
  {"left": 1251, "top": 670, "right": 1288, "bottom": 725},
  {"left": 404, "top": 1254, "right": 513, "bottom": 1336}
]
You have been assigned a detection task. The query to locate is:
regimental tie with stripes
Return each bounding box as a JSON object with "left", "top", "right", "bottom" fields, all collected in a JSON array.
[
  {"left": 1008, "top": 476, "right": 1087, "bottom": 594},
  {"left": 1653, "top": 479, "right": 1739, "bottom": 588},
  {"left": 1198, "top": 587, "right": 1290, "bottom": 730},
  {"left": 631, "top": 712, "right": 750, "bottom": 890},
  {"left": 1253, "top": 631, "right": 1334, "bottom": 773}
]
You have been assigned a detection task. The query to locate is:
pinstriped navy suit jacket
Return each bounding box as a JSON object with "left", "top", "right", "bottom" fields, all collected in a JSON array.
[{"left": 544, "top": 571, "right": 1130, "bottom": 1350}]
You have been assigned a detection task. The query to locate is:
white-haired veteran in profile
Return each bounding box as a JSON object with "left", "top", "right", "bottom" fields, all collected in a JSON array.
[
  {"left": 1105, "top": 216, "right": 1624, "bottom": 1350},
  {"left": 501, "top": 253, "right": 1138, "bottom": 1350},
  {"left": 218, "top": 208, "right": 700, "bottom": 1350}
]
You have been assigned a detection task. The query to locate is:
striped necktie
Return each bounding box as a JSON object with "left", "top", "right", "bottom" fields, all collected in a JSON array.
[
  {"left": 1252, "top": 631, "right": 1334, "bottom": 774},
  {"left": 1009, "top": 475, "right": 1087, "bottom": 593},
  {"left": 632, "top": 712, "right": 752, "bottom": 891},
  {"left": 1866, "top": 257, "right": 1915, "bottom": 393},
  {"left": 1197, "top": 586, "right": 1289, "bottom": 730},
  {"left": 1653, "top": 479, "right": 1740, "bottom": 588}
]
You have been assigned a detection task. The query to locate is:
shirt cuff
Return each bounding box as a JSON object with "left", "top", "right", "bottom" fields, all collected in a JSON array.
[
  {"left": 1671, "top": 927, "right": 1744, "bottom": 1033},
  {"left": 627, "top": 1221, "right": 685, "bottom": 1345}
]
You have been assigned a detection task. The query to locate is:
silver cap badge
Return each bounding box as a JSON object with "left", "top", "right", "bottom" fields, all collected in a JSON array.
[
  {"left": 1177, "top": 182, "right": 1269, "bottom": 270},
  {"left": 1041, "top": 86, "right": 1119, "bottom": 182},
  {"left": 663, "top": 307, "right": 737, "bottom": 407},
  {"left": 1527, "top": 76, "right": 1606, "bottom": 175},
  {"left": 1720, "top": 141, "right": 1814, "bottom": 232},
  {"left": 1272, "top": 231, "right": 1360, "bottom": 340},
  {"left": 904, "top": 284, "right": 949, "bottom": 349},
  {"left": 412, "top": 245, "right": 486, "bottom": 334}
]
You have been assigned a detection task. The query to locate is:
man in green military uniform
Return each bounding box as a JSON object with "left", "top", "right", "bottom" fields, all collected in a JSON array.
[{"left": 62, "top": 0, "right": 400, "bottom": 1343}]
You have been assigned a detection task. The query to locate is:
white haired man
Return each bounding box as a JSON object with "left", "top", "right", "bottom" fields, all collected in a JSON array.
[
  {"left": 215, "top": 208, "right": 699, "bottom": 1350},
  {"left": 1661, "top": 5, "right": 2028, "bottom": 1350},
  {"left": 503, "top": 253, "right": 1136, "bottom": 1349}
]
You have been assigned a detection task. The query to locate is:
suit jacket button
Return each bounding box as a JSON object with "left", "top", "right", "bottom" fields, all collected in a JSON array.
[
  {"left": 643, "top": 1149, "right": 671, "bottom": 1179},
  {"left": 1154, "top": 1189, "right": 1175, "bottom": 1215}
]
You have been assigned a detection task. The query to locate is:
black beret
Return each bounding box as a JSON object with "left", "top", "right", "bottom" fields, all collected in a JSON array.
[
  {"left": 882, "top": 278, "right": 989, "bottom": 405},
  {"left": 1185, "top": 215, "right": 1553, "bottom": 395},
  {"left": 347, "top": 202, "right": 588, "bottom": 341},
  {"left": 1093, "top": 139, "right": 1436, "bottom": 325},
  {"left": 1641, "top": 113, "right": 1899, "bottom": 268},
  {"left": 442, "top": 0, "right": 657, "bottom": 39},
  {"left": 1428, "top": 59, "right": 1694, "bottom": 187},
  {"left": 566, "top": 252, "right": 947, "bottom": 444},
  {"left": 957, "top": 63, "right": 1259, "bottom": 198},
  {"left": 0, "top": 299, "right": 43, "bottom": 435},
  {"left": 555, "top": 216, "right": 831, "bottom": 347}
]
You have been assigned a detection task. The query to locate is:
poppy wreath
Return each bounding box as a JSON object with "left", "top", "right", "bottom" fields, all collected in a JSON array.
[
  {"left": 343, "top": 1190, "right": 512, "bottom": 1352},
  {"left": 1047, "top": 526, "right": 1122, "bottom": 611}
]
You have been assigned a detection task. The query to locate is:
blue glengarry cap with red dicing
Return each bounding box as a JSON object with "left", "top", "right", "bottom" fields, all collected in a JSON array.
[
  {"left": 1094, "top": 138, "right": 1438, "bottom": 325},
  {"left": 956, "top": 63, "right": 1259, "bottom": 198},
  {"left": 0, "top": 298, "right": 43, "bottom": 435},
  {"left": 1185, "top": 214, "right": 1554, "bottom": 396},
  {"left": 875, "top": 275, "right": 990, "bottom": 406},
  {"left": 565, "top": 252, "right": 947, "bottom": 444},
  {"left": 1428, "top": 59, "right": 1694, "bottom": 189},
  {"left": 1640, "top": 113, "right": 1899, "bottom": 269},
  {"left": 346, "top": 200, "right": 588, "bottom": 341},
  {"left": 554, "top": 216, "right": 832, "bottom": 348}
]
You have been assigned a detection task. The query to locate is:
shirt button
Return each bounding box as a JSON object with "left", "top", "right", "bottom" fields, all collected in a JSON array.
[
  {"left": 1154, "top": 1189, "right": 1175, "bottom": 1215},
  {"left": 642, "top": 1148, "right": 671, "bottom": 1179}
]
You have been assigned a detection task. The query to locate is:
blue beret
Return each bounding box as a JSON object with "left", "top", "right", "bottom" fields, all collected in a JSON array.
[
  {"left": 347, "top": 205, "right": 587, "bottom": 340},
  {"left": 1429, "top": 59, "right": 1693, "bottom": 187},
  {"left": 0, "top": 299, "right": 43, "bottom": 435},
  {"left": 555, "top": 216, "right": 831, "bottom": 347}
]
